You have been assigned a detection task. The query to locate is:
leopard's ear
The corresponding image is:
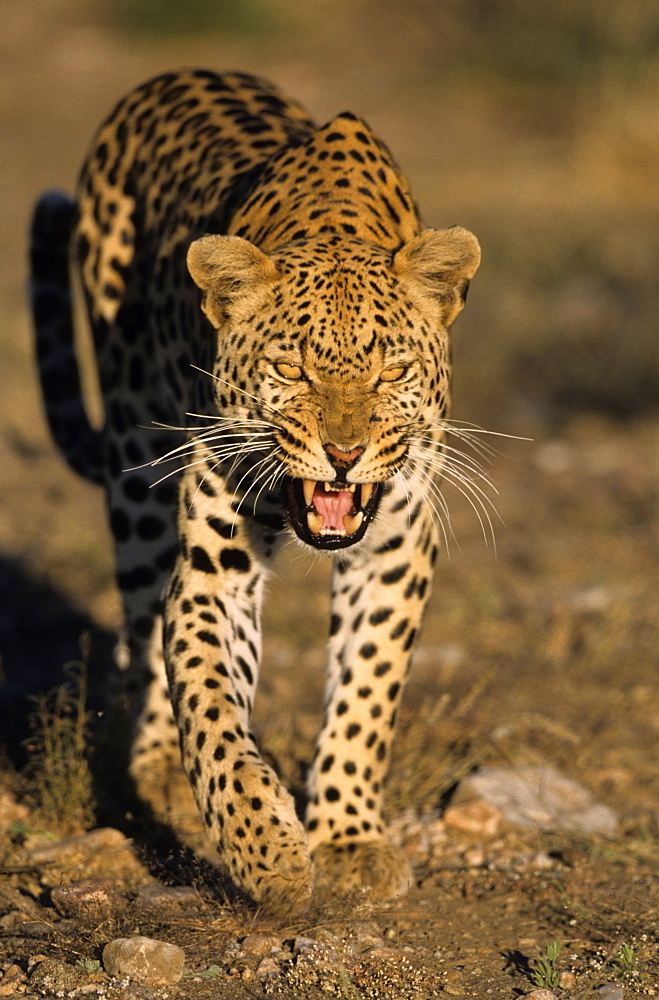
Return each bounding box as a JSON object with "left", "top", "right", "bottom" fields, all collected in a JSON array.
[
  {"left": 187, "top": 234, "right": 279, "bottom": 324},
  {"left": 393, "top": 227, "right": 481, "bottom": 327}
]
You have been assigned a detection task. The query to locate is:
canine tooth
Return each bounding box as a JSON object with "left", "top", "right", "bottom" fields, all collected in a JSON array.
[
  {"left": 307, "top": 511, "right": 324, "bottom": 534},
  {"left": 360, "top": 483, "right": 374, "bottom": 508},
  {"left": 325, "top": 481, "right": 333, "bottom": 491},
  {"left": 343, "top": 511, "right": 364, "bottom": 536},
  {"left": 302, "top": 479, "right": 316, "bottom": 507}
]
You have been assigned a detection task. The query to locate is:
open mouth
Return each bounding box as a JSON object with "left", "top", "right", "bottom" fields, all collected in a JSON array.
[{"left": 283, "top": 477, "right": 382, "bottom": 550}]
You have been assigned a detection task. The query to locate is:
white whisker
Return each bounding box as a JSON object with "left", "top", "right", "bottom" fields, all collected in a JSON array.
[
  {"left": 148, "top": 452, "right": 217, "bottom": 489},
  {"left": 251, "top": 461, "right": 287, "bottom": 515},
  {"left": 229, "top": 454, "right": 283, "bottom": 526},
  {"left": 190, "top": 364, "right": 284, "bottom": 417},
  {"left": 185, "top": 411, "right": 276, "bottom": 428},
  {"left": 410, "top": 437, "right": 499, "bottom": 493},
  {"left": 397, "top": 469, "right": 453, "bottom": 555},
  {"left": 147, "top": 433, "right": 271, "bottom": 468},
  {"left": 424, "top": 463, "right": 498, "bottom": 552}
]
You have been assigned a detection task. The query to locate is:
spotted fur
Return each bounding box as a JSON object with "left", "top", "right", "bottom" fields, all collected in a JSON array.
[{"left": 30, "top": 70, "right": 480, "bottom": 911}]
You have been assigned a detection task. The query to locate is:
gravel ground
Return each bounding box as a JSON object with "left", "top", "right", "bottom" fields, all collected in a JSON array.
[{"left": 1, "top": 2, "right": 657, "bottom": 997}]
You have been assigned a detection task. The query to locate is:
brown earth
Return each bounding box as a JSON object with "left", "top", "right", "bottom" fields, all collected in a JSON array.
[{"left": 0, "top": 2, "right": 657, "bottom": 997}]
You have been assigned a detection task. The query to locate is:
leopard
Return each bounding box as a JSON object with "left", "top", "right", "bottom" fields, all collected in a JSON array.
[{"left": 30, "top": 69, "right": 480, "bottom": 913}]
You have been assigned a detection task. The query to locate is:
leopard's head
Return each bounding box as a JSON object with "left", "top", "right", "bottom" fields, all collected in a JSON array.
[{"left": 187, "top": 228, "right": 480, "bottom": 550}]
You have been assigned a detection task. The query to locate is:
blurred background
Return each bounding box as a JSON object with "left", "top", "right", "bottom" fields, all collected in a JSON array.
[
  {"left": 2, "top": 0, "right": 658, "bottom": 429},
  {"left": 0, "top": 0, "right": 657, "bottom": 824}
]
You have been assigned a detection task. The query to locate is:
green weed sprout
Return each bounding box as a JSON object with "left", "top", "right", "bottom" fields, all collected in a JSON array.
[{"left": 531, "top": 941, "right": 562, "bottom": 990}]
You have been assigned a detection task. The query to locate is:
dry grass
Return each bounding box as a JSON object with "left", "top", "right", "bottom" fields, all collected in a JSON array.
[{"left": 23, "top": 639, "right": 95, "bottom": 834}]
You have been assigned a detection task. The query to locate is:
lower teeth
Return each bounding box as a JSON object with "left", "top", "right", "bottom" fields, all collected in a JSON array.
[
  {"left": 305, "top": 509, "right": 364, "bottom": 537},
  {"left": 343, "top": 511, "right": 364, "bottom": 535},
  {"left": 307, "top": 512, "right": 324, "bottom": 534}
]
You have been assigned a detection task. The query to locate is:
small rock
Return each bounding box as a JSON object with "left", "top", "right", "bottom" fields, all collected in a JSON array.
[
  {"left": 461, "top": 766, "right": 617, "bottom": 835},
  {"left": 3, "top": 914, "right": 52, "bottom": 938},
  {"left": 442, "top": 968, "right": 464, "bottom": 995},
  {"left": 29, "top": 958, "right": 89, "bottom": 994},
  {"left": 559, "top": 970, "right": 577, "bottom": 988},
  {"left": 240, "top": 932, "right": 282, "bottom": 957},
  {"left": 0, "top": 963, "right": 26, "bottom": 996},
  {"left": 256, "top": 956, "right": 280, "bottom": 978},
  {"left": 103, "top": 936, "right": 185, "bottom": 986},
  {"left": 0, "top": 910, "right": 32, "bottom": 930},
  {"left": 530, "top": 851, "right": 555, "bottom": 870},
  {"left": 462, "top": 846, "right": 486, "bottom": 866},
  {"left": 444, "top": 799, "right": 502, "bottom": 837},
  {"left": 362, "top": 946, "right": 401, "bottom": 960},
  {"left": 24, "top": 828, "right": 150, "bottom": 883},
  {"left": 353, "top": 931, "right": 385, "bottom": 951},
  {"left": 595, "top": 984, "right": 625, "bottom": 1000},
  {"left": 25, "top": 827, "right": 126, "bottom": 864},
  {"left": 26, "top": 955, "right": 48, "bottom": 972},
  {"left": 51, "top": 875, "right": 118, "bottom": 920},
  {"left": 523, "top": 991, "right": 558, "bottom": 1000},
  {"left": 134, "top": 884, "right": 200, "bottom": 911}
]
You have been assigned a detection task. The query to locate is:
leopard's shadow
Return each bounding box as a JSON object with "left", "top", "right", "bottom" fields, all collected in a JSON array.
[
  {"left": 0, "top": 554, "right": 236, "bottom": 896},
  {"left": 0, "top": 554, "right": 117, "bottom": 763}
]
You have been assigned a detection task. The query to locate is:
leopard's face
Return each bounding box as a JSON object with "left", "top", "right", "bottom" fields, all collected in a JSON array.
[{"left": 188, "top": 229, "right": 479, "bottom": 550}]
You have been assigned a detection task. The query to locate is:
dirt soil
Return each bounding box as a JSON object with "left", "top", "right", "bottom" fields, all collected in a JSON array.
[{"left": 0, "top": 2, "right": 657, "bottom": 998}]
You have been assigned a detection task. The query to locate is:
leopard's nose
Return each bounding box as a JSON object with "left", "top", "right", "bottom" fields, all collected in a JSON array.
[{"left": 324, "top": 443, "right": 364, "bottom": 475}]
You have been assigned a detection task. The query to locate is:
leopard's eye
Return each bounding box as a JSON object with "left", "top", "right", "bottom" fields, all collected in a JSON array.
[
  {"left": 379, "top": 364, "right": 408, "bottom": 383},
  {"left": 273, "top": 361, "right": 304, "bottom": 381}
]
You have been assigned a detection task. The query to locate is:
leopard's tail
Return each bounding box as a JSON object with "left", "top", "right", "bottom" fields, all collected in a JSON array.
[{"left": 30, "top": 191, "right": 103, "bottom": 485}]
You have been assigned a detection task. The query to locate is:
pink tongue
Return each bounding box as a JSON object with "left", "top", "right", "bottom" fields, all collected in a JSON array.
[{"left": 313, "top": 485, "right": 354, "bottom": 532}]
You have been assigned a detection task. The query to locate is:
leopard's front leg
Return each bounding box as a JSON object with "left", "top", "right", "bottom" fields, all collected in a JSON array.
[
  {"left": 163, "top": 459, "right": 312, "bottom": 913},
  {"left": 307, "top": 483, "right": 438, "bottom": 899}
]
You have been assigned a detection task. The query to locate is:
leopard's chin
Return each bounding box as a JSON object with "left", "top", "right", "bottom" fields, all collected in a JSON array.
[{"left": 283, "top": 477, "right": 382, "bottom": 550}]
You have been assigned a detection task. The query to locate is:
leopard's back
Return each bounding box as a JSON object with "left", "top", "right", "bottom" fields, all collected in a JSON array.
[
  {"left": 75, "top": 70, "right": 315, "bottom": 327},
  {"left": 31, "top": 70, "right": 316, "bottom": 482}
]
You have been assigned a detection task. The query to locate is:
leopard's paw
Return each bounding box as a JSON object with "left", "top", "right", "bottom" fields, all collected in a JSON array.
[
  {"left": 312, "top": 838, "right": 414, "bottom": 900},
  {"left": 214, "top": 761, "right": 313, "bottom": 915}
]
